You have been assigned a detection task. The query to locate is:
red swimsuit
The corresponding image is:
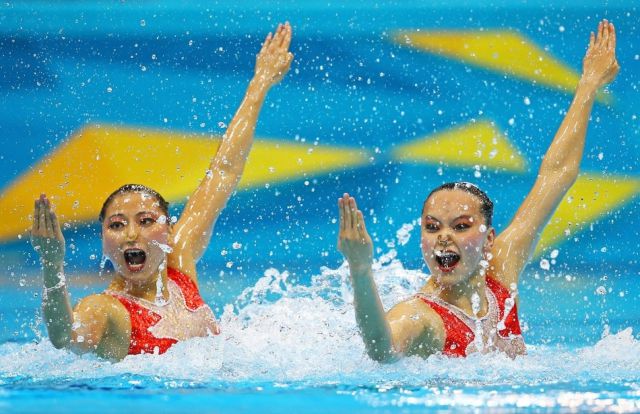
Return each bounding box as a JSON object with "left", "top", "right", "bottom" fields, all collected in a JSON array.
[
  {"left": 108, "top": 267, "right": 219, "bottom": 355},
  {"left": 416, "top": 275, "right": 524, "bottom": 357}
]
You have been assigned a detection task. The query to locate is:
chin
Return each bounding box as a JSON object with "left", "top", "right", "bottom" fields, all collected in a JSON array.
[{"left": 433, "top": 266, "right": 469, "bottom": 287}]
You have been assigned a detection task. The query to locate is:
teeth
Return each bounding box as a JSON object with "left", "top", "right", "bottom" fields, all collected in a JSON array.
[
  {"left": 435, "top": 251, "right": 460, "bottom": 268},
  {"left": 124, "top": 249, "right": 146, "bottom": 265}
]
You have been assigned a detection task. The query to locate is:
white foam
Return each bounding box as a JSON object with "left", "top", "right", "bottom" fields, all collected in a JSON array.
[{"left": 1, "top": 256, "right": 639, "bottom": 389}]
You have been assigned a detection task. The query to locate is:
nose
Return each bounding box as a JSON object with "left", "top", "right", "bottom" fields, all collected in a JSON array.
[
  {"left": 125, "top": 223, "right": 139, "bottom": 242},
  {"left": 437, "top": 234, "right": 450, "bottom": 247}
]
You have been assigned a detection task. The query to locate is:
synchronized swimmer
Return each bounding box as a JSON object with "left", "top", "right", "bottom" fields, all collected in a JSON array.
[
  {"left": 31, "top": 20, "right": 619, "bottom": 362},
  {"left": 337, "top": 20, "right": 618, "bottom": 361},
  {"left": 30, "top": 23, "right": 293, "bottom": 360}
]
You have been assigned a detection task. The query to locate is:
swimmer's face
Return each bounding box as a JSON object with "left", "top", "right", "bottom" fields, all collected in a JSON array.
[
  {"left": 421, "top": 189, "right": 494, "bottom": 287},
  {"left": 101, "top": 192, "right": 171, "bottom": 284}
]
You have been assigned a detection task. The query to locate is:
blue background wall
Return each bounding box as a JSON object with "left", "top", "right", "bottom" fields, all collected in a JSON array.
[{"left": 0, "top": 1, "right": 638, "bottom": 303}]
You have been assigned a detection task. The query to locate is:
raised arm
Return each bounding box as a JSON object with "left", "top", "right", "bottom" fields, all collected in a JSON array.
[
  {"left": 31, "top": 194, "right": 73, "bottom": 348},
  {"left": 338, "top": 194, "right": 443, "bottom": 362},
  {"left": 30, "top": 195, "right": 129, "bottom": 360},
  {"left": 494, "top": 20, "right": 620, "bottom": 286},
  {"left": 171, "top": 23, "right": 294, "bottom": 273}
]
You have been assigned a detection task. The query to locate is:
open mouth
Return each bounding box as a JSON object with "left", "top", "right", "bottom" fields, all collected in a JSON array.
[
  {"left": 124, "top": 248, "right": 146, "bottom": 272},
  {"left": 434, "top": 250, "right": 460, "bottom": 272}
]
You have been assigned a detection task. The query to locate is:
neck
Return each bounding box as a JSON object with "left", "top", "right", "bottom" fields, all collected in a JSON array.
[
  {"left": 111, "top": 267, "right": 169, "bottom": 302},
  {"left": 432, "top": 269, "right": 489, "bottom": 317}
]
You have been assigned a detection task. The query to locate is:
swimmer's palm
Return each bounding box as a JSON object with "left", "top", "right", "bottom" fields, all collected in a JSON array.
[
  {"left": 32, "top": 233, "right": 65, "bottom": 267},
  {"left": 30, "top": 199, "right": 65, "bottom": 267},
  {"left": 582, "top": 24, "right": 619, "bottom": 88},
  {"left": 338, "top": 220, "right": 373, "bottom": 269},
  {"left": 255, "top": 25, "right": 293, "bottom": 86}
]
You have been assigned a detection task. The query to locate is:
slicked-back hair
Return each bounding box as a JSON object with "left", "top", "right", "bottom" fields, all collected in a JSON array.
[
  {"left": 99, "top": 184, "right": 170, "bottom": 222},
  {"left": 423, "top": 182, "right": 493, "bottom": 226}
]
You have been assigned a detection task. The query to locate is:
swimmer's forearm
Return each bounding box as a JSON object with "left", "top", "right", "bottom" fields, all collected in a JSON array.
[
  {"left": 538, "top": 80, "right": 596, "bottom": 186},
  {"left": 350, "top": 266, "right": 398, "bottom": 363},
  {"left": 211, "top": 77, "right": 270, "bottom": 176},
  {"left": 42, "top": 262, "right": 73, "bottom": 349}
]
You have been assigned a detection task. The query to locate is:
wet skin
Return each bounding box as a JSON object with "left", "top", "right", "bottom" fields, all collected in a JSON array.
[
  {"left": 337, "top": 20, "right": 620, "bottom": 362},
  {"left": 102, "top": 192, "right": 172, "bottom": 301},
  {"left": 421, "top": 189, "right": 495, "bottom": 297},
  {"left": 30, "top": 22, "right": 295, "bottom": 360}
]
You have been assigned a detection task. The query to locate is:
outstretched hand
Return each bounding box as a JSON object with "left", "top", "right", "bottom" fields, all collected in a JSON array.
[
  {"left": 582, "top": 19, "right": 619, "bottom": 89},
  {"left": 337, "top": 193, "right": 373, "bottom": 270},
  {"left": 254, "top": 22, "right": 294, "bottom": 87},
  {"left": 30, "top": 194, "right": 65, "bottom": 267}
]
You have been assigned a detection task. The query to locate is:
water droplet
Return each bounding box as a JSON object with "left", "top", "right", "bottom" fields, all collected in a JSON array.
[{"left": 539, "top": 258, "right": 550, "bottom": 270}]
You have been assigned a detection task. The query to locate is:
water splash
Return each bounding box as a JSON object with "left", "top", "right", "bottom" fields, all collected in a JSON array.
[
  {"left": 1, "top": 255, "right": 638, "bottom": 389},
  {"left": 2, "top": 222, "right": 639, "bottom": 414}
]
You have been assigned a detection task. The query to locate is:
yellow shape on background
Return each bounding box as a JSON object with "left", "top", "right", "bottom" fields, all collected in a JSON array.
[
  {"left": 535, "top": 174, "right": 640, "bottom": 256},
  {"left": 394, "top": 30, "right": 610, "bottom": 103},
  {"left": 393, "top": 120, "right": 527, "bottom": 172},
  {"left": 0, "top": 124, "right": 369, "bottom": 241}
]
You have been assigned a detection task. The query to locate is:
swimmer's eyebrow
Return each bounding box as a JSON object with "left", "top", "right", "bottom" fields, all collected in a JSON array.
[
  {"left": 107, "top": 213, "right": 126, "bottom": 221},
  {"left": 424, "top": 214, "right": 474, "bottom": 224},
  {"left": 452, "top": 214, "right": 473, "bottom": 221},
  {"left": 448, "top": 215, "right": 476, "bottom": 225},
  {"left": 135, "top": 211, "right": 159, "bottom": 217}
]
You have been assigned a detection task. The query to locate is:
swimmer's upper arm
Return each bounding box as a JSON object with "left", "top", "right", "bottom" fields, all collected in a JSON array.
[
  {"left": 386, "top": 298, "right": 445, "bottom": 357},
  {"left": 493, "top": 168, "right": 576, "bottom": 287},
  {"left": 71, "top": 294, "right": 130, "bottom": 360}
]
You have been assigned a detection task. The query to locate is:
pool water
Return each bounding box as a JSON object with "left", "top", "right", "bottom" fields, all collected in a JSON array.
[{"left": 2, "top": 246, "right": 639, "bottom": 413}]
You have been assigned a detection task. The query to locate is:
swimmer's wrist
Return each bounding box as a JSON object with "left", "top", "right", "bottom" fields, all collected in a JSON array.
[
  {"left": 43, "top": 270, "right": 66, "bottom": 297},
  {"left": 577, "top": 77, "right": 600, "bottom": 93},
  {"left": 248, "top": 76, "right": 272, "bottom": 96},
  {"left": 42, "top": 259, "right": 64, "bottom": 271}
]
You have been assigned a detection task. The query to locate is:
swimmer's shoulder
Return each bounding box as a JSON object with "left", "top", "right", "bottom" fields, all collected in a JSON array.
[
  {"left": 167, "top": 252, "right": 198, "bottom": 285},
  {"left": 386, "top": 296, "right": 446, "bottom": 356},
  {"left": 489, "top": 231, "right": 530, "bottom": 287},
  {"left": 74, "top": 293, "right": 131, "bottom": 332},
  {"left": 72, "top": 294, "right": 131, "bottom": 359}
]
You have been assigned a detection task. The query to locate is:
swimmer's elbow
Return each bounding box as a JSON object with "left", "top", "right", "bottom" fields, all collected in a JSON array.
[
  {"left": 49, "top": 334, "right": 72, "bottom": 350},
  {"left": 366, "top": 345, "right": 401, "bottom": 364}
]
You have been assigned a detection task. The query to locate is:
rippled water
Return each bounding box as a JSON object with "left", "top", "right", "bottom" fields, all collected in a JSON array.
[{"left": 1, "top": 255, "right": 639, "bottom": 413}]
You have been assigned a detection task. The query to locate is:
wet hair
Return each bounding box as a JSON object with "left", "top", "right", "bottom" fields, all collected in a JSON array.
[
  {"left": 98, "top": 184, "right": 170, "bottom": 222},
  {"left": 423, "top": 182, "right": 494, "bottom": 226}
]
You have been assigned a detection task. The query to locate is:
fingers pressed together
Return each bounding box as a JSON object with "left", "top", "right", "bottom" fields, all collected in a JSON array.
[
  {"left": 338, "top": 193, "right": 366, "bottom": 238},
  {"left": 262, "top": 22, "right": 292, "bottom": 54},
  {"left": 32, "top": 194, "right": 61, "bottom": 238},
  {"left": 590, "top": 19, "right": 616, "bottom": 50}
]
